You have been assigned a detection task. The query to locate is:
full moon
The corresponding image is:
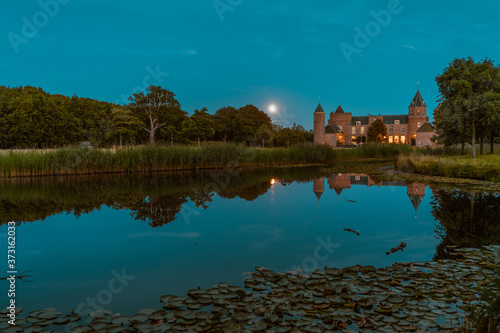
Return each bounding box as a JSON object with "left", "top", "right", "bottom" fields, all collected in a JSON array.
[{"left": 269, "top": 104, "right": 277, "bottom": 113}]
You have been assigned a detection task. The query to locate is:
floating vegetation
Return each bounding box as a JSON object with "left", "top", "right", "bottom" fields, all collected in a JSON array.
[{"left": 5, "top": 246, "right": 499, "bottom": 332}]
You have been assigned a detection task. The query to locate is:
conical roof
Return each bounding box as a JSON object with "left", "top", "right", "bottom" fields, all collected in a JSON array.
[
  {"left": 408, "top": 194, "right": 424, "bottom": 212},
  {"left": 334, "top": 188, "right": 343, "bottom": 196},
  {"left": 314, "top": 191, "right": 323, "bottom": 201},
  {"left": 335, "top": 105, "right": 345, "bottom": 114},
  {"left": 410, "top": 90, "right": 426, "bottom": 107},
  {"left": 315, "top": 103, "right": 325, "bottom": 113}
]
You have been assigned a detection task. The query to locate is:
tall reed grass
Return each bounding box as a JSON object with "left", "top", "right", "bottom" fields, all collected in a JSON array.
[
  {"left": 0, "top": 142, "right": 467, "bottom": 178},
  {"left": 398, "top": 155, "right": 500, "bottom": 182},
  {"left": 0, "top": 143, "right": 335, "bottom": 177},
  {"left": 331, "top": 143, "right": 413, "bottom": 159}
]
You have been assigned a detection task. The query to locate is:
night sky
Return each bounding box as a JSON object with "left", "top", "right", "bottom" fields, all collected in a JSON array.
[{"left": 2, "top": 0, "right": 499, "bottom": 129}]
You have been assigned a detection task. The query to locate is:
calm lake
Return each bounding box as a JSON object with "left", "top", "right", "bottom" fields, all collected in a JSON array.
[{"left": 1, "top": 167, "right": 498, "bottom": 319}]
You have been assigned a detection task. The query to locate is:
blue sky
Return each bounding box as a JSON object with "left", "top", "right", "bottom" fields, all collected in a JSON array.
[{"left": 2, "top": 0, "right": 499, "bottom": 129}]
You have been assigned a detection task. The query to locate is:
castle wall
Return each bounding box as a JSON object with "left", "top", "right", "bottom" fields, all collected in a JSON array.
[
  {"left": 328, "top": 174, "right": 351, "bottom": 190},
  {"left": 329, "top": 112, "right": 352, "bottom": 144},
  {"left": 407, "top": 182, "right": 425, "bottom": 196},
  {"left": 416, "top": 131, "right": 437, "bottom": 147},
  {"left": 325, "top": 133, "right": 337, "bottom": 147},
  {"left": 386, "top": 124, "right": 409, "bottom": 144}
]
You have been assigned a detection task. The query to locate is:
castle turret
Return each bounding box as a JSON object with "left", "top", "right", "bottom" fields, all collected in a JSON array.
[
  {"left": 313, "top": 177, "right": 325, "bottom": 201},
  {"left": 314, "top": 103, "right": 325, "bottom": 145},
  {"left": 407, "top": 182, "right": 426, "bottom": 217},
  {"left": 408, "top": 89, "right": 429, "bottom": 145}
]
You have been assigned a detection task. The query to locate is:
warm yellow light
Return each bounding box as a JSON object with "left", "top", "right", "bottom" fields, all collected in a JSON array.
[{"left": 270, "top": 179, "right": 276, "bottom": 185}]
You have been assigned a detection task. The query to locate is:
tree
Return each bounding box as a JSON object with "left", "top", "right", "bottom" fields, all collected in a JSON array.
[
  {"left": 181, "top": 108, "right": 215, "bottom": 147},
  {"left": 367, "top": 119, "right": 387, "bottom": 142},
  {"left": 232, "top": 105, "right": 272, "bottom": 144},
  {"left": 128, "top": 85, "right": 184, "bottom": 145},
  {"left": 111, "top": 107, "right": 142, "bottom": 148},
  {"left": 86, "top": 118, "right": 114, "bottom": 148},
  {"left": 434, "top": 102, "right": 470, "bottom": 154},
  {"left": 255, "top": 125, "right": 273, "bottom": 147},
  {"left": 436, "top": 57, "right": 500, "bottom": 158},
  {"left": 213, "top": 106, "right": 237, "bottom": 142}
]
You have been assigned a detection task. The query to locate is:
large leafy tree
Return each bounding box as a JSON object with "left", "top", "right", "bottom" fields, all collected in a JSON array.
[
  {"left": 232, "top": 105, "right": 272, "bottom": 144},
  {"left": 435, "top": 57, "right": 500, "bottom": 158},
  {"left": 273, "top": 123, "right": 312, "bottom": 147},
  {"left": 2, "top": 86, "right": 80, "bottom": 148},
  {"left": 213, "top": 106, "right": 237, "bottom": 142},
  {"left": 255, "top": 125, "right": 274, "bottom": 147},
  {"left": 111, "top": 107, "right": 143, "bottom": 148},
  {"left": 367, "top": 119, "right": 387, "bottom": 142},
  {"left": 434, "top": 103, "right": 470, "bottom": 154},
  {"left": 128, "top": 85, "right": 184, "bottom": 145},
  {"left": 85, "top": 118, "right": 114, "bottom": 148},
  {"left": 181, "top": 108, "right": 215, "bottom": 147}
]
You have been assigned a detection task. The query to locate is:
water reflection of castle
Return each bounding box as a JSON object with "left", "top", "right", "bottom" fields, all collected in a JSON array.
[{"left": 313, "top": 174, "right": 426, "bottom": 214}]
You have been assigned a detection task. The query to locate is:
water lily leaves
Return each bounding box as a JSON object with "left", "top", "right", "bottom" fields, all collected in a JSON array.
[
  {"left": 387, "top": 295, "right": 404, "bottom": 304},
  {"left": 128, "top": 314, "right": 148, "bottom": 323},
  {"left": 87, "top": 309, "right": 111, "bottom": 318},
  {"left": 110, "top": 316, "right": 129, "bottom": 326},
  {"left": 22, "top": 325, "right": 44, "bottom": 333},
  {"left": 37, "top": 311, "right": 62, "bottom": 320},
  {"left": 11, "top": 245, "right": 500, "bottom": 332}
]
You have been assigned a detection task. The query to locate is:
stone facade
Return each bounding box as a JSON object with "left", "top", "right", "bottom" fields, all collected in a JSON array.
[{"left": 314, "top": 90, "right": 434, "bottom": 147}]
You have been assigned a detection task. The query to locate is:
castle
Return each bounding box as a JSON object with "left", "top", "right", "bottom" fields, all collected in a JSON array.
[{"left": 313, "top": 89, "right": 437, "bottom": 147}]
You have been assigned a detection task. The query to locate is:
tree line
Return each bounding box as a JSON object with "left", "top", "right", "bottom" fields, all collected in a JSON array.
[
  {"left": 435, "top": 57, "right": 500, "bottom": 157},
  {"left": 0, "top": 85, "right": 312, "bottom": 149}
]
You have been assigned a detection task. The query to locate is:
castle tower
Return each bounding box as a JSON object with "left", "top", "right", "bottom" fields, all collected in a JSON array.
[
  {"left": 313, "top": 177, "right": 325, "bottom": 201},
  {"left": 408, "top": 89, "right": 429, "bottom": 145},
  {"left": 314, "top": 103, "right": 326, "bottom": 145},
  {"left": 407, "top": 182, "right": 426, "bottom": 217}
]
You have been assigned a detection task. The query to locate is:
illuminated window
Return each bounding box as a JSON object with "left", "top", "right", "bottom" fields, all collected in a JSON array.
[
  {"left": 361, "top": 127, "right": 365, "bottom": 134},
  {"left": 352, "top": 127, "right": 356, "bottom": 134},
  {"left": 355, "top": 176, "right": 360, "bottom": 181},
  {"left": 356, "top": 121, "right": 361, "bottom": 126},
  {"left": 351, "top": 136, "right": 356, "bottom": 141},
  {"left": 388, "top": 126, "right": 393, "bottom": 134},
  {"left": 417, "top": 122, "right": 421, "bottom": 128},
  {"left": 394, "top": 136, "right": 399, "bottom": 144},
  {"left": 389, "top": 136, "right": 394, "bottom": 143},
  {"left": 401, "top": 135, "right": 406, "bottom": 144},
  {"left": 395, "top": 120, "right": 400, "bottom": 125}
]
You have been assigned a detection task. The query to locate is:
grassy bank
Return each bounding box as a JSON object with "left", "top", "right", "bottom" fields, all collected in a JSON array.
[
  {"left": 0, "top": 142, "right": 465, "bottom": 178},
  {"left": 0, "top": 143, "right": 336, "bottom": 177},
  {"left": 398, "top": 154, "right": 500, "bottom": 182}
]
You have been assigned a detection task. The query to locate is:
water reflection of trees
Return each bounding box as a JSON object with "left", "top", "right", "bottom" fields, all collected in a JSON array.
[
  {"left": 432, "top": 189, "right": 500, "bottom": 260},
  {"left": 0, "top": 168, "right": 322, "bottom": 228}
]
